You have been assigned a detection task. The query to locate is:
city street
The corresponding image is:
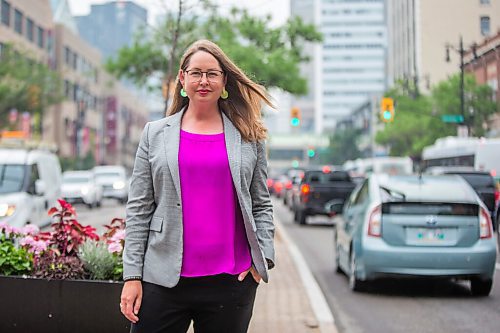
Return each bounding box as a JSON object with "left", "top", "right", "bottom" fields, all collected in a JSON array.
[
  {"left": 70, "top": 197, "right": 500, "bottom": 333},
  {"left": 273, "top": 197, "right": 500, "bottom": 333}
]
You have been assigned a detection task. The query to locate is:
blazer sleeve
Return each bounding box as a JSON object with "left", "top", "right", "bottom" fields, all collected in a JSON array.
[
  {"left": 250, "top": 140, "right": 275, "bottom": 269},
  {"left": 123, "top": 122, "right": 156, "bottom": 280}
]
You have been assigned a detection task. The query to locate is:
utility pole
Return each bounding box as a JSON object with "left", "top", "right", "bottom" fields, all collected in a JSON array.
[
  {"left": 459, "top": 36, "right": 465, "bottom": 131},
  {"left": 445, "top": 35, "right": 468, "bottom": 136}
]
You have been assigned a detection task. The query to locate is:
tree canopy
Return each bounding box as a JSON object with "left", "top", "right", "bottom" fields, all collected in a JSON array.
[
  {"left": 375, "top": 74, "right": 497, "bottom": 158},
  {"left": 105, "top": 1, "right": 322, "bottom": 109},
  {"left": 0, "top": 43, "right": 62, "bottom": 134}
]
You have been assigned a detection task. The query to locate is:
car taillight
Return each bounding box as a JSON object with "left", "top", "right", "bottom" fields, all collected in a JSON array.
[
  {"left": 367, "top": 205, "right": 382, "bottom": 237},
  {"left": 285, "top": 180, "right": 293, "bottom": 190},
  {"left": 274, "top": 182, "right": 283, "bottom": 193},
  {"left": 300, "top": 184, "right": 310, "bottom": 195},
  {"left": 266, "top": 179, "right": 274, "bottom": 188},
  {"left": 479, "top": 207, "right": 492, "bottom": 239}
]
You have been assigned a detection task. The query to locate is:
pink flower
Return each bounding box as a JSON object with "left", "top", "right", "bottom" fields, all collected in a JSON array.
[
  {"left": 33, "top": 240, "right": 48, "bottom": 254},
  {"left": 20, "top": 235, "right": 35, "bottom": 247},
  {"left": 108, "top": 242, "right": 123, "bottom": 254},
  {"left": 110, "top": 229, "right": 125, "bottom": 242},
  {"left": 23, "top": 224, "right": 40, "bottom": 235}
]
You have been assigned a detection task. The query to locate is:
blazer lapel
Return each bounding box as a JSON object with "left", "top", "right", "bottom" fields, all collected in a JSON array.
[
  {"left": 162, "top": 110, "right": 184, "bottom": 198},
  {"left": 222, "top": 112, "right": 242, "bottom": 192}
]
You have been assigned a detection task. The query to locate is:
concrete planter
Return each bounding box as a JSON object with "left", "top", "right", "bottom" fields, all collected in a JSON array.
[{"left": 0, "top": 276, "right": 130, "bottom": 333}]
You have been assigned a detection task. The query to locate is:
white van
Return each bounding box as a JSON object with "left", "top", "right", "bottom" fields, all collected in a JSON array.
[{"left": 0, "top": 148, "right": 62, "bottom": 228}]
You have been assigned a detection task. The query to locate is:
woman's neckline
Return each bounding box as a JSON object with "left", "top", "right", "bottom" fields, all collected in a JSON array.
[{"left": 180, "top": 129, "right": 224, "bottom": 137}]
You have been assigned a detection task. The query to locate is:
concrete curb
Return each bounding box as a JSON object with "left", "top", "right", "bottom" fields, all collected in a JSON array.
[{"left": 275, "top": 217, "right": 338, "bottom": 333}]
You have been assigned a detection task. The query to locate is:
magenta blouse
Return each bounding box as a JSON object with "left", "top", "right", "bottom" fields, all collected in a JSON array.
[{"left": 178, "top": 130, "right": 252, "bottom": 277}]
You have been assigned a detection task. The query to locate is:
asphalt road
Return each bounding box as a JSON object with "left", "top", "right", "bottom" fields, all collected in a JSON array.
[{"left": 273, "top": 197, "right": 500, "bottom": 333}]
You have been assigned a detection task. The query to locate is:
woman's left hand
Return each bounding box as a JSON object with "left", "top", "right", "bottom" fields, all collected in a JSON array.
[{"left": 238, "top": 266, "right": 262, "bottom": 284}]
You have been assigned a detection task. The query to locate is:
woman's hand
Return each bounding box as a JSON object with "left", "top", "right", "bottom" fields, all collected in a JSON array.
[
  {"left": 120, "top": 280, "right": 143, "bottom": 323},
  {"left": 238, "top": 266, "right": 262, "bottom": 284}
]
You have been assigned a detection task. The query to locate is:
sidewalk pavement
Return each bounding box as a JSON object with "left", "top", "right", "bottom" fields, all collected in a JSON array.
[
  {"left": 249, "top": 224, "right": 335, "bottom": 333},
  {"left": 189, "top": 223, "right": 337, "bottom": 333}
]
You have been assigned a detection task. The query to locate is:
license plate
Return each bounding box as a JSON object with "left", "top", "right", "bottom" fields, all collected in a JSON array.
[
  {"left": 406, "top": 227, "right": 456, "bottom": 246},
  {"left": 416, "top": 228, "right": 445, "bottom": 242}
]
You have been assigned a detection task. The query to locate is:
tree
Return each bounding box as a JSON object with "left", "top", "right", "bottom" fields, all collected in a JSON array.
[
  {"left": 375, "top": 81, "right": 450, "bottom": 157},
  {"left": 0, "top": 43, "right": 62, "bottom": 135},
  {"left": 432, "top": 74, "right": 497, "bottom": 137},
  {"left": 328, "top": 128, "right": 363, "bottom": 165},
  {"left": 106, "top": 1, "right": 322, "bottom": 112},
  {"left": 375, "top": 75, "right": 497, "bottom": 157}
]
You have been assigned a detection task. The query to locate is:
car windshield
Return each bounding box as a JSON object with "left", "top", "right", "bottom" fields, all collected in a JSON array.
[
  {"left": 63, "top": 176, "right": 90, "bottom": 184},
  {"left": 0, "top": 164, "right": 26, "bottom": 194}
]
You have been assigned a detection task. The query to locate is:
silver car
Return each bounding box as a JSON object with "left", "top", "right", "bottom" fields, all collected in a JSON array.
[{"left": 332, "top": 174, "right": 497, "bottom": 296}]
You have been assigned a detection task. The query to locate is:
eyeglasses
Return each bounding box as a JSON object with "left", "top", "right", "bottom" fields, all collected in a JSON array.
[{"left": 184, "top": 69, "right": 224, "bottom": 82}]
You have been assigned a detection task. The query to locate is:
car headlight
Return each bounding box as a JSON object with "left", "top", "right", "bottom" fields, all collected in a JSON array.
[
  {"left": 81, "top": 186, "right": 89, "bottom": 195},
  {"left": 113, "top": 181, "right": 125, "bottom": 190},
  {"left": 0, "top": 204, "right": 16, "bottom": 217}
]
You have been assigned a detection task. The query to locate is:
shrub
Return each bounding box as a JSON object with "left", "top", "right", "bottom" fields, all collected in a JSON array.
[
  {"left": 79, "top": 240, "right": 116, "bottom": 280},
  {"left": 0, "top": 200, "right": 125, "bottom": 281}
]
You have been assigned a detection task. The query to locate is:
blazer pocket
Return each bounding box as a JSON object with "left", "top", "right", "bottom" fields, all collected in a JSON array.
[{"left": 150, "top": 216, "right": 163, "bottom": 232}]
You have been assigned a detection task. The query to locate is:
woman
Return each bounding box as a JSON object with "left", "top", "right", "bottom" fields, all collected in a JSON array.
[{"left": 120, "top": 39, "right": 275, "bottom": 333}]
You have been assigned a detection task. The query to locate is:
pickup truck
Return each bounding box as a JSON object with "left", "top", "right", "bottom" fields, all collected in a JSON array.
[{"left": 293, "top": 169, "right": 357, "bottom": 225}]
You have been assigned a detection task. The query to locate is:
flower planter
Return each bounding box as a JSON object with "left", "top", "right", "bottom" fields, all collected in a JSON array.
[{"left": 0, "top": 275, "right": 130, "bottom": 333}]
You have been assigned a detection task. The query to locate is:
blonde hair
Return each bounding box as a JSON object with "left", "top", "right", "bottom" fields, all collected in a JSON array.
[{"left": 168, "top": 39, "right": 274, "bottom": 142}]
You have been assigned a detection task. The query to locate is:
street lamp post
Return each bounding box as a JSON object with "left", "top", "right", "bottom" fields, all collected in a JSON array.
[{"left": 445, "top": 36, "right": 467, "bottom": 135}]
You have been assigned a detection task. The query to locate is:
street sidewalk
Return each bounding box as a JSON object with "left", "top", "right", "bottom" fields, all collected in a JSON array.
[
  {"left": 188, "top": 222, "right": 338, "bottom": 333},
  {"left": 249, "top": 224, "right": 335, "bottom": 333}
]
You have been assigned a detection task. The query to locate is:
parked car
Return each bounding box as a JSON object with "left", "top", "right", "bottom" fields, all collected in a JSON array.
[
  {"left": 61, "top": 171, "right": 102, "bottom": 208},
  {"left": 0, "top": 147, "right": 61, "bottom": 227},
  {"left": 93, "top": 165, "right": 129, "bottom": 204},
  {"left": 332, "top": 174, "right": 497, "bottom": 296},
  {"left": 293, "top": 168, "right": 357, "bottom": 225}
]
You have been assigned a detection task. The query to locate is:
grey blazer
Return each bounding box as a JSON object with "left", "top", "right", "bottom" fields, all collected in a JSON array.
[{"left": 123, "top": 109, "right": 275, "bottom": 288}]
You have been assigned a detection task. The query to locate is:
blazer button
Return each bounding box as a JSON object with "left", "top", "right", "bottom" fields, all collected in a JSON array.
[{"left": 177, "top": 203, "right": 181, "bottom": 207}]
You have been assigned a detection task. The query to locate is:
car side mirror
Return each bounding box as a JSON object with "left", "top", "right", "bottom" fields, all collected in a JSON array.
[
  {"left": 325, "top": 199, "right": 344, "bottom": 217},
  {"left": 35, "top": 179, "right": 46, "bottom": 196}
]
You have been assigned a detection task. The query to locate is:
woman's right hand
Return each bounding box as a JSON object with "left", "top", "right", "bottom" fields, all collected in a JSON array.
[{"left": 120, "top": 280, "right": 143, "bottom": 323}]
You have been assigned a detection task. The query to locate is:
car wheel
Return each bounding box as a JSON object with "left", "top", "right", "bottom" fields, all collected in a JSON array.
[
  {"left": 333, "top": 231, "right": 342, "bottom": 274},
  {"left": 298, "top": 210, "right": 307, "bottom": 225},
  {"left": 349, "top": 252, "right": 365, "bottom": 292},
  {"left": 470, "top": 278, "right": 493, "bottom": 296},
  {"left": 87, "top": 202, "right": 93, "bottom": 209},
  {"left": 96, "top": 201, "right": 102, "bottom": 208}
]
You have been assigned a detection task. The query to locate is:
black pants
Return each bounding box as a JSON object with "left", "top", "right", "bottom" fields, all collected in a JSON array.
[{"left": 131, "top": 274, "right": 258, "bottom": 333}]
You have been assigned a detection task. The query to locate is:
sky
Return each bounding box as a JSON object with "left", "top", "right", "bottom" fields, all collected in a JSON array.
[{"left": 67, "top": 0, "right": 290, "bottom": 26}]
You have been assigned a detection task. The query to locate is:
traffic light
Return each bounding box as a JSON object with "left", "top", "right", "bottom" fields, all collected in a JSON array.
[
  {"left": 290, "top": 107, "right": 301, "bottom": 126},
  {"left": 380, "top": 97, "right": 394, "bottom": 123},
  {"left": 307, "top": 147, "right": 315, "bottom": 158}
]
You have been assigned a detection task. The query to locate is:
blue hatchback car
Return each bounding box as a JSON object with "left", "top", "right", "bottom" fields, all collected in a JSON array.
[{"left": 332, "top": 174, "right": 497, "bottom": 296}]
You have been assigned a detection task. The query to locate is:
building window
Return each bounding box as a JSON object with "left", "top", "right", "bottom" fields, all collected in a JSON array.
[
  {"left": 37, "top": 26, "right": 44, "bottom": 48},
  {"left": 26, "top": 17, "right": 34, "bottom": 42},
  {"left": 14, "top": 8, "right": 22, "bottom": 34},
  {"left": 64, "top": 46, "right": 71, "bottom": 65},
  {"left": 480, "top": 16, "right": 490, "bottom": 36},
  {"left": 1, "top": 0, "right": 10, "bottom": 26}
]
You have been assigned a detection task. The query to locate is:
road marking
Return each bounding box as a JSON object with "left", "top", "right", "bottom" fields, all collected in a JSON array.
[{"left": 275, "top": 216, "right": 336, "bottom": 332}]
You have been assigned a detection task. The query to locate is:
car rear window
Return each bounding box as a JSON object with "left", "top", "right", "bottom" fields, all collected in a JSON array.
[
  {"left": 453, "top": 174, "right": 494, "bottom": 188},
  {"left": 307, "top": 171, "right": 350, "bottom": 183},
  {"left": 382, "top": 203, "right": 478, "bottom": 216}
]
